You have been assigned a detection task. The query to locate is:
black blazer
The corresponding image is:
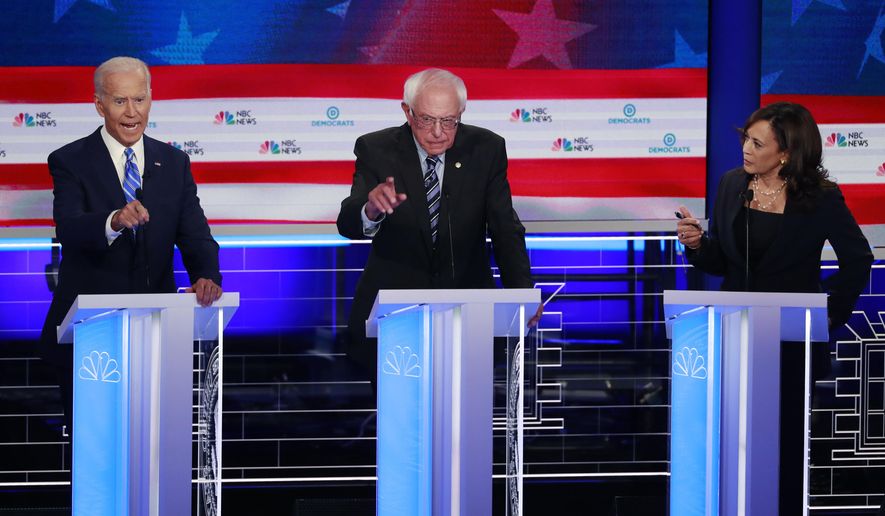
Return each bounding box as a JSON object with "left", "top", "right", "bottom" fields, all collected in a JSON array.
[
  {"left": 338, "top": 123, "right": 533, "bottom": 342},
  {"left": 688, "top": 167, "right": 873, "bottom": 328},
  {"left": 40, "top": 128, "right": 221, "bottom": 351}
]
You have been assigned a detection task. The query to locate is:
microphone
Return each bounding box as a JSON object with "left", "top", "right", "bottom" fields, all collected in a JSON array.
[
  {"left": 742, "top": 187, "right": 754, "bottom": 291},
  {"left": 135, "top": 186, "right": 151, "bottom": 290},
  {"left": 444, "top": 188, "right": 456, "bottom": 283}
]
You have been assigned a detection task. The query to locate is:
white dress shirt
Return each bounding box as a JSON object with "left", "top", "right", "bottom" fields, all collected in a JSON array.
[{"left": 100, "top": 126, "right": 145, "bottom": 244}]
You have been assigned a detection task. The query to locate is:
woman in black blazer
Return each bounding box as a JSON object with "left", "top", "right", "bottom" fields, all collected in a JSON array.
[
  {"left": 676, "top": 102, "right": 873, "bottom": 514},
  {"left": 677, "top": 102, "right": 872, "bottom": 326}
]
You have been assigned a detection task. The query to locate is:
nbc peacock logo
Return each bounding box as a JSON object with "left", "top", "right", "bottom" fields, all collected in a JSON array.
[
  {"left": 825, "top": 133, "right": 847, "bottom": 147},
  {"left": 510, "top": 109, "right": 531, "bottom": 122},
  {"left": 167, "top": 141, "right": 183, "bottom": 150},
  {"left": 214, "top": 111, "right": 235, "bottom": 125},
  {"left": 13, "top": 113, "right": 35, "bottom": 128},
  {"left": 877, "top": 163, "right": 885, "bottom": 177},
  {"left": 259, "top": 140, "right": 280, "bottom": 155},
  {"left": 382, "top": 345, "right": 422, "bottom": 378},
  {"left": 511, "top": 106, "right": 552, "bottom": 123},
  {"left": 79, "top": 350, "right": 121, "bottom": 383},
  {"left": 551, "top": 138, "right": 573, "bottom": 152},
  {"left": 673, "top": 347, "right": 707, "bottom": 380}
]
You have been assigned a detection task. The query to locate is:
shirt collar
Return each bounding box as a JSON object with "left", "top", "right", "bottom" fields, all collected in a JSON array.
[
  {"left": 412, "top": 135, "right": 446, "bottom": 168},
  {"left": 100, "top": 125, "right": 145, "bottom": 164}
]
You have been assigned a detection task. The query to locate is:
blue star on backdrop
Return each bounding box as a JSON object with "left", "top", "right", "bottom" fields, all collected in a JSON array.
[
  {"left": 791, "top": 0, "right": 846, "bottom": 25},
  {"left": 761, "top": 70, "right": 783, "bottom": 93},
  {"left": 326, "top": 1, "right": 349, "bottom": 19},
  {"left": 54, "top": 0, "right": 114, "bottom": 23},
  {"left": 151, "top": 13, "right": 218, "bottom": 65},
  {"left": 858, "top": 2, "right": 885, "bottom": 78},
  {"left": 658, "top": 30, "right": 708, "bottom": 69}
]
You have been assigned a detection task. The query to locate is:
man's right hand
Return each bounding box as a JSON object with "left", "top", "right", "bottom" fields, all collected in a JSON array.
[
  {"left": 111, "top": 200, "right": 150, "bottom": 231},
  {"left": 365, "top": 177, "right": 407, "bottom": 221}
]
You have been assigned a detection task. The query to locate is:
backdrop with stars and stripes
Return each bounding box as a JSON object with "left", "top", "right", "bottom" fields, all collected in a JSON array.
[
  {"left": 0, "top": 0, "right": 709, "bottom": 227},
  {"left": 0, "top": 0, "right": 882, "bottom": 234}
]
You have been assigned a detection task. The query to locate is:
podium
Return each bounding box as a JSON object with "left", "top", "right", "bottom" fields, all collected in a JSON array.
[
  {"left": 367, "top": 288, "right": 540, "bottom": 516},
  {"left": 58, "top": 293, "right": 239, "bottom": 516},
  {"left": 663, "top": 290, "right": 828, "bottom": 516}
]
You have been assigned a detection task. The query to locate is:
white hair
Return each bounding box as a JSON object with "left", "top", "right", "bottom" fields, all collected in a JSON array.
[
  {"left": 402, "top": 68, "right": 467, "bottom": 112},
  {"left": 94, "top": 56, "right": 151, "bottom": 96}
]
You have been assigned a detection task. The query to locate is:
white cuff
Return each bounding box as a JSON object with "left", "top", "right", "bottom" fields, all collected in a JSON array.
[
  {"left": 105, "top": 210, "right": 123, "bottom": 245},
  {"left": 361, "top": 203, "right": 384, "bottom": 237}
]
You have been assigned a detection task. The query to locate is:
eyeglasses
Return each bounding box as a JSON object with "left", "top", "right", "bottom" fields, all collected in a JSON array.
[{"left": 410, "top": 109, "right": 460, "bottom": 131}]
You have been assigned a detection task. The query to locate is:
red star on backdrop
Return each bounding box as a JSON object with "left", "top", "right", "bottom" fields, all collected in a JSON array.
[{"left": 493, "top": 0, "right": 596, "bottom": 69}]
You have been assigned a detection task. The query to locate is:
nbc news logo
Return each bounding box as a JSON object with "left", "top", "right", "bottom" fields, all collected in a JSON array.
[
  {"left": 13, "top": 112, "right": 56, "bottom": 128},
  {"left": 825, "top": 132, "right": 868, "bottom": 148}
]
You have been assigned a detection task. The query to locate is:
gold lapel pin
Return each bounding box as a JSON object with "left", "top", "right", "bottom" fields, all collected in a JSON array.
[{"left": 455, "top": 162, "right": 462, "bottom": 169}]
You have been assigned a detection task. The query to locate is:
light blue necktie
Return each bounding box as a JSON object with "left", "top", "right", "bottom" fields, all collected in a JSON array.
[
  {"left": 424, "top": 156, "right": 441, "bottom": 244},
  {"left": 123, "top": 147, "right": 141, "bottom": 204}
]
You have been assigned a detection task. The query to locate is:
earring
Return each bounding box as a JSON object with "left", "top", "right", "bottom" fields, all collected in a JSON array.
[{"left": 780, "top": 159, "right": 786, "bottom": 166}]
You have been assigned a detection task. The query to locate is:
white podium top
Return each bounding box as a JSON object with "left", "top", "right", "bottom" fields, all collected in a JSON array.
[
  {"left": 664, "top": 289, "right": 827, "bottom": 312},
  {"left": 663, "top": 289, "right": 828, "bottom": 342},
  {"left": 58, "top": 292, "right": 240, "bottom": 343},
  {"left": 366, "top": 288, "right": 540, "bottom": 338}
]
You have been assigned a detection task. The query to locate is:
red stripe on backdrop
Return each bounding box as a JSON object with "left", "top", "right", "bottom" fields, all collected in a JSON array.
[
  {"left": 0, "top": 65, "right": 706, "bottom": 103},
  {"left": 191, "top": 161, "right": 353, "bottom": 186},
  {"left": 0, "top": 218, "right": 52, "bottom": 227},
  {"left": 0, "top": 157, "right": 705, "bottom": 197},
  {"left": 508, "top": 157, "right": 705, "bottom": 197},
  {"left": 0, "top": 164, "right": 50, "bottom": 189},
  {"left": 0, "top": 162, "right": 354, "bottom": 190},
  {"left": 839, "top": 184, "right": 885, "bottom": 226},
  {"left": 761, "top": 95, "right": 885, "bottom": 124}
]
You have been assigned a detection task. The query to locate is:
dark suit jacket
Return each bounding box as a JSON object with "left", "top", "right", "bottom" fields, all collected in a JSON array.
[
  {"left": 39, "top": 127, "right": 221, "bottom": 353},
  {"left": 688, "top": 167, "right": 872, "bottom": 328},
  {"left": 337, "top": 123, "right": 533, "bottom": 369}
]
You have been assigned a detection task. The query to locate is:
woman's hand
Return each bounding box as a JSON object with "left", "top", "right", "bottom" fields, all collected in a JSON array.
[{"left": 676, "top": 206, "right": 703, "bottom": 250}]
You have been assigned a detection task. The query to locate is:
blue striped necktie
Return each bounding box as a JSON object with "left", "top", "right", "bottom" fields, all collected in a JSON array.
[
  {"left": 424, "top": 156, "right": 441, "bottom": 244},
  {"left": 123, "top": 147, "right": 141, "bottom": 204}
]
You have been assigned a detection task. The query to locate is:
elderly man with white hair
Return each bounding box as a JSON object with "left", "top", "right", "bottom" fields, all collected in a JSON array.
[{"left": 337, "top": 68, "right": 541, "bottom": 383}]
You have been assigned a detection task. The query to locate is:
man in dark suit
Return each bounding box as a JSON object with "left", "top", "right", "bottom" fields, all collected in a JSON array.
[
  {"left": 39, "top": 56, "right": 223, "bottom": 435},
  {"left": 337, "top": 68, "right": 540, "bottom": 379}
]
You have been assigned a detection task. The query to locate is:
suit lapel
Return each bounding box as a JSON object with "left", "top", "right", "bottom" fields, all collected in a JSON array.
[
  {"left": 721, "top": 172, "right": 749, "bottom": 263},
  {"left": 86, "top": 128, "right": 128, "bottom": 207},
  {"left": 441, "top": 132, "right": 467, "bottom": 228},
  {"left": 142, "top": 136, "right": 163, "bottom": 204}
]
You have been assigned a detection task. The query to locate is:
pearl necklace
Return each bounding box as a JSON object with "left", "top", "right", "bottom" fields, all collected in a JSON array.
[{"left": 752, "top": 175, "right": 787, "bottom": 211}]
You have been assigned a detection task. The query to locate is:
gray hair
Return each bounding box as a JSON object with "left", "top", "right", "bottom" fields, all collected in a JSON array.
[
  {"left": 402, "top": 68, "right": 467, "bottom": 112},
  {"left": 94, "top": 56, "right": 152, "bottom": 96}
]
